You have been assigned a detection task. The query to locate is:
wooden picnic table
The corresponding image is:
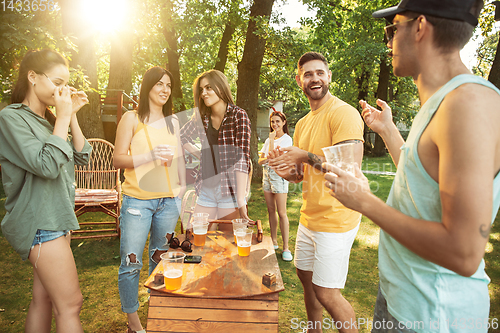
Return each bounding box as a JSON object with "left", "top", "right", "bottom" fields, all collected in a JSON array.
[{"left": 144, "top": 230, "right": 284, "bottom": 332}]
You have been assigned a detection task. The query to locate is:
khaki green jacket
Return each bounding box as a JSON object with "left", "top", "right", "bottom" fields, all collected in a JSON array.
[{"left": 0, "top": 104, "right": 91, "bottom": 260}]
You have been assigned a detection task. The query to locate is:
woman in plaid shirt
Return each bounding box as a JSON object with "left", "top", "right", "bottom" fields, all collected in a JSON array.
[{"left": 180, "top": 70, "right": 251, "bottom": 228}]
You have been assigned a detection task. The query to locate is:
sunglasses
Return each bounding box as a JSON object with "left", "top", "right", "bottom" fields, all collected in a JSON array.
[
  {"left": 166, "top": 233, "right": 192, "bottom": 253},
  {"left": 40, "top": 72, "right": 69, "bottom": 88},
  {"left": 384, "top": 17, "right": 418, "bottom": 41}
]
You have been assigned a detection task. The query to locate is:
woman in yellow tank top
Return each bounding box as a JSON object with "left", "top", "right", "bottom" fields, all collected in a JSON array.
[{"left": 113, "top": 67, "right": 186, "bottom": 333}]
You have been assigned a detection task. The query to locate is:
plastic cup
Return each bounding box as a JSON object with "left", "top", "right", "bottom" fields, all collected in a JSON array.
[
  {"left": 193, "top": 212, "right": 209, "bottom": 223},
  {"left": 322, "top": 142, "right": 356, "bottom": 174},
  {"left": 162, "top": 146, "right": 176, "bottom": 167},
  {"left": 160, "top": 252, "right": 185, "bottom": 290},
  {"left": 190, "top": 212, "right": 209, "bottom": 231},
  {"left": 232, "top": 218, "right": 248, "bottom": 243},
  {"left": 167, "top": 146, "right": 177, "bottom": 167},
  {"left": 236, "top": 229, "right": 253, "bottom": 257},
  {"left": 193, "top": 221, "right": 209, "bottom": 246}
]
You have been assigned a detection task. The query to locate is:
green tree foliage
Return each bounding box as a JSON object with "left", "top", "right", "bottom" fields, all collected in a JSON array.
[
  {"left": 474, "top": 33, "right": 499, "bottom": 79},
  {"left": 303, "top": 0, "right": 418, "bottom": 126},
  {"left": 176, "top": 0, "right": 247, "bottom": 108},
  {"left": 0, "top": 9, "right": 76, "bottom": 102},
  {"left": 477, "top": 1, "right": 496, "bottom": 37},
  {"left": 258, "top": 25, "right": 311, "bottom": 127},
  {"left": 1, "top": 0, "right": 425, "bottom": 138},
  {"left": 476, "top": 2, "right": 500, "bottom": 89},
  {"left": 134, "top": 0, "right": 249, "bottom": 111}
]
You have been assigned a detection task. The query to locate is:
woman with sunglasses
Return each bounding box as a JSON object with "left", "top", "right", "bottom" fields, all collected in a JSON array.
[
  {"left": 180, "top": 70, "right": 251, "bottom": 229},
  {"left": 113, "top": 67, "right": 186, "bottom": 333},
  {"left": 258, "top": 110, "right": 293, "bottom": 261},
  {"left": 0, "top": 49, "right": 91, "bottom": 332}
]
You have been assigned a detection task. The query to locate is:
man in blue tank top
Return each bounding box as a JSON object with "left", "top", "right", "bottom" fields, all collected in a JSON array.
[{"left": 323, "top": 0, "right": 500, "bottom": 332}]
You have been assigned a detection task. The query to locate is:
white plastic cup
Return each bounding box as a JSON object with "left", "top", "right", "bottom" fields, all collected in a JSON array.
[
  {"left": 157, "top": 145, "right": 176, "bottom": 167},
  {"left": 160, "top": 252, "right": 185, "bottom": 290},
  {"left": 193, "top": 212, "right": 209, "bottom": 223},
  {"left": 192, "top": 221, "right": 209, "bottom": 246},
  {"left": 232, "top": 218, "right": 248, "bottom": 243},
  {"left": 235, "top": 229, "right": 253, "bottom": 257},
  {"left": 188, "top": 212, "right": 209, "bottom": 237},
  {"left": 322, "top": 142, "right": 356, "bottom": 174}
]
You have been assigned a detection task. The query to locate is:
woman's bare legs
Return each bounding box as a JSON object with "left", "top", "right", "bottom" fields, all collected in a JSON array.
[
  {"left": 25, "top": 267, "right": 52, "bottom": 333},
  {"left": 275, "top": 193, "right": 290, "bottom": 252},
  {"left": 26, "top": 234, "right": 83, "bottom": 333},
  {"left": 264, "top": 191, "right": 279, "bottom": 247}
]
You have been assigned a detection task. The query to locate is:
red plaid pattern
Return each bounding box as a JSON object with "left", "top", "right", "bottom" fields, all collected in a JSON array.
[{"left": 180, "top": 104, "right": 251, "bottom": 197}]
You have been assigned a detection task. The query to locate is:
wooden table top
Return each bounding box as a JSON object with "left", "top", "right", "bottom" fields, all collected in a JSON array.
[{"left": 144, "top": 231, "right": 284, "bottom": 298}]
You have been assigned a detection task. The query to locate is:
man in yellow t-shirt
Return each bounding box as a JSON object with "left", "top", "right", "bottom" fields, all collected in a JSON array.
[{"left": 269, "top": 52, "right": 364, "bottom": 332}]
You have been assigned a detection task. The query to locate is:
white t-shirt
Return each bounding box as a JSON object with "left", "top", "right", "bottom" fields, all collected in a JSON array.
[{"left": 259, "top": 133, "right": 293, "bottom": 158}]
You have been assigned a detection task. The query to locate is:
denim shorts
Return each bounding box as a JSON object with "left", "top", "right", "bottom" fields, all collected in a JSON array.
[
  {"left": 31, "top": 229, "right": 69, "bottom": 248},
  {"left": 196, "top": 185, "right": 239, "bottom": 209},
  {"left": 262, "top": 165, "right": 289, "bottom": 194}
]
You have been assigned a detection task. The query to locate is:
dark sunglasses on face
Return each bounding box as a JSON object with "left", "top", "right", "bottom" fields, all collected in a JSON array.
[{"left": 384, "top": 17, "right": 418, "bottom": 41}]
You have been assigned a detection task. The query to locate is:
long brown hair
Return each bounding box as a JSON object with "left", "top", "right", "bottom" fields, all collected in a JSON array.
[
  {"left": 192, "top": 69, "right": 233, "bottom": 119},
  {"left": 269, "top": 110, "right": 288, "bottom": 135},
  {"left": 137, "top": 66, "right": 174, "bottom": 133},
  {"left": 11, "top": 49, "right": 68, "bottom": 104}
]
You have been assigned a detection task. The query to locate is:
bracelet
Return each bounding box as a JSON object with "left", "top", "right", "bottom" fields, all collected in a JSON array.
[{"left": 150, "top": 150, "right": 155, "bottom": 162}]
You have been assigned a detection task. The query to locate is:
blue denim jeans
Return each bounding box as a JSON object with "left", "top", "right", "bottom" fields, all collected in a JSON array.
[{"left": 118, "top": 194, "right": 181, "bottom": 313}]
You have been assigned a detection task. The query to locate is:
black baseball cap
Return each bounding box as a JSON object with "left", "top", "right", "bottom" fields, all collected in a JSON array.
[{"left": 372, "top": 0, "right": 481, "bottom": 27}]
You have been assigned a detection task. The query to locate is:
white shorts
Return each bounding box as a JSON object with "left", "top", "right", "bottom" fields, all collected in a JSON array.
[{"left": 294, "top": 222, "right": 360, "bottom": 289}]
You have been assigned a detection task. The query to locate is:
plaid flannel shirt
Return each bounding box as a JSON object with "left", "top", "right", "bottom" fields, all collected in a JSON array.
[{"left": 180, "top": 104, "right": 251, "bottom": 197}]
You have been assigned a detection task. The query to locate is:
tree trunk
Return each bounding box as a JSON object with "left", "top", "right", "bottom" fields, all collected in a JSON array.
[
  {"left": 215, "top": 0, "right": 241, "bottom": 73},
  {"left": 214, "top": 22, "right": 236, "bottom": 73},
  {"left": 236, "top": 0, "right": 275, "bottom": 181},
  {"left": 60, "top": 0, "right": 104, "bottom": 139},
  {"left": 372, "top": 55, "right": 391, "bottom": 157},
  {"left": 161, "top": 0, "right": 186, "bottom": 113},
  {"left": 107, "top": 31, "right": 133, "bottom": 95},
  {"left": 356, "top": 67, "right": 370, "bottom": 101},
  {"left": 375, "top": 56, "right": 390, "bottom": 100},
  {"left": 356, "top": 67, "right": 381, "bottom": 157},
  {"left": 488, "top": 35, "right": 500, "bottom": 89}
]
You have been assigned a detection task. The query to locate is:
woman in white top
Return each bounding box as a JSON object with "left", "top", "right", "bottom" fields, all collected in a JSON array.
[{"left": 258, "top": 110, "right": 293, "bottom": 261}]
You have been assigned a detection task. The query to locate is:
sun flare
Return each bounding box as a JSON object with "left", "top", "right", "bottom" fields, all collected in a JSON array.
[{"left": 80, "top": 0, "right": 130, "bottom": 34}]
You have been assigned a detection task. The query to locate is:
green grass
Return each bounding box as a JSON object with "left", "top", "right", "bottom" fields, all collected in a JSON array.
[{"left": 1, "top": 155, "right": 499, "bottom": 332}]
